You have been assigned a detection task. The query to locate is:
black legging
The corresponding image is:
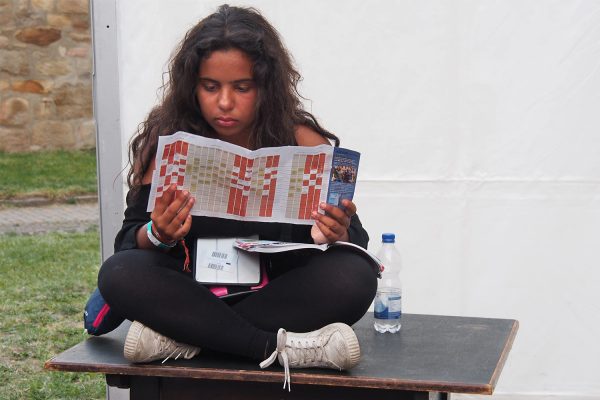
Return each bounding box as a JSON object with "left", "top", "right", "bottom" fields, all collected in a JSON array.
[{"left": 98, "top": 247, "right": 377, "bottom": 361}]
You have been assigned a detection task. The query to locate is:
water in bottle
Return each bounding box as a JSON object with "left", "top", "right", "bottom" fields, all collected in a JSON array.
[{"left": 374, "top": 233, "right": 402, "bottom": 333}]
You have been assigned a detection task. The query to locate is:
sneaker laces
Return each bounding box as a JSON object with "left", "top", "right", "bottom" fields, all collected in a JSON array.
[
  {"left": 260, "top": 328, "right": 291, "bottom": 391},
  {"left": 259, "top": 328, "right": 342, "bottom": 391},
  {"left": 161, "top": 345, "right": 199, "bottom": 364},
  {"left": 157, "top": 335, "right": 199, "bottom": 364},
  {"left": 286, "top": 337, "right": 339, "bottom": 369}
]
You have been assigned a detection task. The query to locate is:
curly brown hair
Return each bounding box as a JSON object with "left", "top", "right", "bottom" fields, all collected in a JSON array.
[{"left": 127, "top": 4, "right": 339, "bottom": 189}]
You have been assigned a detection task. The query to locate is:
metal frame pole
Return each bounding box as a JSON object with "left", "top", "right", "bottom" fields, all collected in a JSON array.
[
  {"left": 91, "top": 0, "right": 125, "bottom": 263},
  {"left": 91, "top": 0, "right": 128, "bottom": 398}
]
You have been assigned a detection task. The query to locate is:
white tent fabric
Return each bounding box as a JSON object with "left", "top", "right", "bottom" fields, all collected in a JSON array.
[{"left": 95, "top": 1, "right": 600, "bottom": 398}]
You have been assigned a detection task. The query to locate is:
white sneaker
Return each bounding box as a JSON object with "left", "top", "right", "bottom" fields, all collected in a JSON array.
[
  {"left": 123, "top": 321, "right": 201, "bottom": 363},
  {"left": 260, "top": 322, "right": 360, "bottom": 390}
]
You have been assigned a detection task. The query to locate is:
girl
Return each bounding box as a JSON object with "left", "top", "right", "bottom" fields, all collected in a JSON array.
[{"left": 98, "top": 4, "right": 377, "bottom": 388}]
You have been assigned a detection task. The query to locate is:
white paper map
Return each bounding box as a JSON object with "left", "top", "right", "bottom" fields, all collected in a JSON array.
[{"left": 147, "top": 131, "right": 360, "bottom": 225}]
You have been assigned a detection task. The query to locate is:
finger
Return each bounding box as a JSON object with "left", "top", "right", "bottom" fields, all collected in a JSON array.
[
  {"left": 310, "top": 223, "right": 327, "bottom": 244},
  {"left": 313, "top": 211, "right": 343, "bottom": 236},
  {"left": 149, "top": 212, "right": 169, "bottom": 240},
  {"left": 152, "top": 192, "right": 191, "bottom": 241},
  {"left": 340, "top": 199, "right": 357, "bottom": 217},
  {"left": 319, "top": 202, "right": 351, "bottom": 228},
  {"left": 158, "top": 197, "right": 192, "bottom": 241},
  {"left": 181, "top": 194, "right": 196, "bottom": 215},
  {"left": 172, "top": 214, "right": 193, "bottom": 241},
  {"left": 163, "top": 190, "right": 191, "bottom": 222},
  {"left": 171, "top": 196, "right": 195, "bottom": 227},
  {"left": 154, "top": 184, "right": 177, "bottom": 213},
  {"left": 315, "top": 220, "right": 338, "bottom": 243}
]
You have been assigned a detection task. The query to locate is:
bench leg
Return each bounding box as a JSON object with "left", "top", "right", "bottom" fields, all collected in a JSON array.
[
  {"left": 106, "top": 374, "right": 130, "bottom": 389},
  {"left": 110, "top": 375, "right": 451, "bottom": 400},
  {"left": 130, "top": 376, "right": 160, "bottom": 400},
  {"left": 424, "top": 393, "right": 450, "bottom": 400},
  {"left": 159, "top": 378, "right": 449, "bottom": 399}
]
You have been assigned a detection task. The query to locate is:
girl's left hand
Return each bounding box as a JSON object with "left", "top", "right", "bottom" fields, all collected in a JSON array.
[{"left": 311, "top": 199, "right": 356, "bottom": 244}]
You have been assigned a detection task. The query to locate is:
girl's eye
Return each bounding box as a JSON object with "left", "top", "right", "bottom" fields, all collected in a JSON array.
[
  {"left": 235, "top": 84, "right": 252, "bottom": 93},
  {"left": 202, "top": 82, "right": 218, "bottom": 92}
]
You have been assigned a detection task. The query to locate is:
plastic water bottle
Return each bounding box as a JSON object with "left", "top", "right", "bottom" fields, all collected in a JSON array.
[{"left": 374, "top": 233, "right": 402, "bottom": 333}]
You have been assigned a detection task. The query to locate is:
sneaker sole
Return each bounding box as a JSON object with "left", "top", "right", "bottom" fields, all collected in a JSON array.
[
  {"left": 123, "top": 320, "right": 145, "bottom": 362},
  {"left": 327, "top": 322, "right": 361, "bottom": 369}
]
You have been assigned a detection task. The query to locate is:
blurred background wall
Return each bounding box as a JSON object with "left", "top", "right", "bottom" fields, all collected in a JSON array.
[{"left": 0, "top": 0, "right": 94, "bottom": 152}]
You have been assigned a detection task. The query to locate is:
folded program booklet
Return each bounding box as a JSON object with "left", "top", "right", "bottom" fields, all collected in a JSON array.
[
  {"left": 233, "top": 239, "right": 383, "bottom": 277},
  {"left": 147, "top": 131, "right": 360, "bottom": 225}
]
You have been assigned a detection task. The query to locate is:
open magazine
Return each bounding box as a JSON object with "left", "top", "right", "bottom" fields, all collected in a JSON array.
[{"left": 234, "top": 239, "right": 383, "bottom": 277}]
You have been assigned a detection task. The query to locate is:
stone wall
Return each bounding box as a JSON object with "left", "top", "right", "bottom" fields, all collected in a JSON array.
[{"left": 0, "top": 0, "right": 94, "bottom": 152}]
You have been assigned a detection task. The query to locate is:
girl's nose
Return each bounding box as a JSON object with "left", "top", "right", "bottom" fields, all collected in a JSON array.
[{"left": 218, "top": 88, "right": 234, "bottom": 111}]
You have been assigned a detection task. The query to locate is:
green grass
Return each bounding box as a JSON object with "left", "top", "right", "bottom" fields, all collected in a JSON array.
[
  {"left": 0, "top": 150, "right": 98, "bottom": 201},
  {"left": 0, "top": 229, "right": 105, "bottom": 400}
]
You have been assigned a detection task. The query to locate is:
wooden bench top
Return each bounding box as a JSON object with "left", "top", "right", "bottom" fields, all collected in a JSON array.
[{"left": 45, "top": 313, "right": 517, "bottom": 395}]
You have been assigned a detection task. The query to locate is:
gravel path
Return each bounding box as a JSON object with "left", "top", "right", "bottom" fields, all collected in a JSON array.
[{"left": 0, "top": 203, "right": 100, "bottom": 234}]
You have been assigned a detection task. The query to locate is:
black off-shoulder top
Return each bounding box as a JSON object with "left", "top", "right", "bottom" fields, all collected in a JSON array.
[{"left": 114, "top": 184, "right": 370, "bottom": 268}]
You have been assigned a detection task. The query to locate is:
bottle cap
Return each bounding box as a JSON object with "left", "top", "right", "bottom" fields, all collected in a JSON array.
[{"left": 381, "top": 233, "right": 395, "bottom": 243}]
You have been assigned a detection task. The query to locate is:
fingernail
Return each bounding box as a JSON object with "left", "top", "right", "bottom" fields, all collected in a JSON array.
[{"left": 320, "top": 202, "right": 326, "bottom": 209}]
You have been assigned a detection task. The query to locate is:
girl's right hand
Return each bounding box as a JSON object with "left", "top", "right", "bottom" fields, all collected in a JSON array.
[{"left": 150, "top": 184, "right": 195, "bottom": 244}]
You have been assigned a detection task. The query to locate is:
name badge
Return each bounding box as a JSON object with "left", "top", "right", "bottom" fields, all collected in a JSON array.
[{"left": 194, "top": 236, "right": 260, "bottom": 286}]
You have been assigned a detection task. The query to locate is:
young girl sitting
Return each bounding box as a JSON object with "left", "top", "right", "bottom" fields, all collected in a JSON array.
[{"left": 97, "top": 4, "right": 378, "bottom": 389}]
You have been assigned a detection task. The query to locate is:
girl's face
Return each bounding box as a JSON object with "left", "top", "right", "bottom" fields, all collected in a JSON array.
[{"left": 196, "top": 49, "right": 257, "bottom": 148}]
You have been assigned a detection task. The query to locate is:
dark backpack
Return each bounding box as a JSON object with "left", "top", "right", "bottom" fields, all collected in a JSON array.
[{"left": 83, "top": 287, "right": 125, "bottom": 336}]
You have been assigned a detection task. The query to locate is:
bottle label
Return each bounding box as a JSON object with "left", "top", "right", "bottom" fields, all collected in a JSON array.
[{"left": 374, "top": 291, "right": 402, "bottom": 319}]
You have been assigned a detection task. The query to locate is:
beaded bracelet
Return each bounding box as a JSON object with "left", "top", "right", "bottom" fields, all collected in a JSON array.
[{"left": 146, "top": 221, "right": 177, "bottom": 249}]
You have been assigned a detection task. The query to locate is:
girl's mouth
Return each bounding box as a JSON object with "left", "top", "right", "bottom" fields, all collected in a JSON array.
[{"left": 216, "top": 117, "right": 237, "bottom": 127}]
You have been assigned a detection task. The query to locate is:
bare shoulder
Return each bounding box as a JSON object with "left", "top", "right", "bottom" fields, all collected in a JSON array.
[{"left": 294, "top": 125, "right": 330, "bottom": 147}]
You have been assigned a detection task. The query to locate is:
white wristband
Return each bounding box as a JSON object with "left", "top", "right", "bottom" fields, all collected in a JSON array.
[{"left": 146, "top": 221, "right": 176, "bottom": 249}]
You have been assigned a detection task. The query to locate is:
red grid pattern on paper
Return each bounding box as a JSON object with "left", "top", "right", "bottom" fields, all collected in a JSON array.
[
  {"left": 227, "top": 155, "right": 254, "bottom": 216},
  {"left": 259, "top": 155, "right": 279, "bottom": 217},
  {"left": 298, "top": 153, "right": 325, "bottom": 219},
  {"left": 157, "top": 140, "right": 189, "bottom": 195}
]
